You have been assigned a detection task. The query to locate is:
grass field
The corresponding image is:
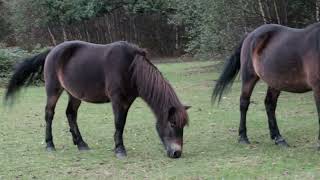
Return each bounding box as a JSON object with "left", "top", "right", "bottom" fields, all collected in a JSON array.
[{"left": 1, "top": 60, "right": 320, "bottom": 179}]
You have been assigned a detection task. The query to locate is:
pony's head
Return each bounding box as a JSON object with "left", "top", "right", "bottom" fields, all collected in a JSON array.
[
  {"left": 156, "top": 105, "right": 190, "bottom": 158},
  {"left": 129, "top": 47, "right": 191, "bottom": 158}
]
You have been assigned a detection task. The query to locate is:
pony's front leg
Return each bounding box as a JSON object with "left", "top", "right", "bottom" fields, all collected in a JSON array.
[{"left": 111, "top": 95, "right": 133, "bottom": 159}]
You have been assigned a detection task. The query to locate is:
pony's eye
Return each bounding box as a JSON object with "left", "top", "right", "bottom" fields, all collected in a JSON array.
[{"left": 170, "top": 121, "right": 176, "bottom": 128}]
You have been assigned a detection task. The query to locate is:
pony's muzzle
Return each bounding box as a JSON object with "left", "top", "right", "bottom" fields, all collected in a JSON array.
[
  {"left": 166, "top": 143, "right": 182, "bottom": 158},
  {"left": 167, "top": 150, "right": 182, "bottom": 158}
]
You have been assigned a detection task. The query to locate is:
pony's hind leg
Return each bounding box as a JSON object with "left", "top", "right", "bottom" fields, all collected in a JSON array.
[
  {"left": 264, "top": 87, "right": 288, "bottom": 147},
  {"left": 312, "top": 89, "right": 320, "bottom": 150},
  {"left": 45, "top": 90, "right": 62, "bottom": 151},
  {"left": 239, "top": 73, "right": 258, "bottom": 144},
  {"left": 66, "top": 95, "right": 89, "bottom": 151}
]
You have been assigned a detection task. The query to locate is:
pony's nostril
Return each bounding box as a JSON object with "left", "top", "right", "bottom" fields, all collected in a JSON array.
[{"left": 173, "top": 150, "right": 182, "bottom": 158}]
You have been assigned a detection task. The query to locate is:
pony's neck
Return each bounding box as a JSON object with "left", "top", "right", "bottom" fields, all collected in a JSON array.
[
  {"left": 139, "top": 77, "right": 182, "bottom": 120},
  {"left": 130, "top": 56, "right": 182, "bottom": 120}
]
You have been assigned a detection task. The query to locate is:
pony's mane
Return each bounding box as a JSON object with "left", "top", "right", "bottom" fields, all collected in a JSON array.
[{"left": 129, "top": 53, "right": 188, "bottom": 127}]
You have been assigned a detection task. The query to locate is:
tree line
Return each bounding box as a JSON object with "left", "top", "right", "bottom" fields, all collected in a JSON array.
[{"left": 0, "top": 0, "right": 319, "bottom": 57}]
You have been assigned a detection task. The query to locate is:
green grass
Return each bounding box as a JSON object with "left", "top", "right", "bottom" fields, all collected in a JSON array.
[{"left": 1, "top": 61, "right": 320, "bottom": 179}]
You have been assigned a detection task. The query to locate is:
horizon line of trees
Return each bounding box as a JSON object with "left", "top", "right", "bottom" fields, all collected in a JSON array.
[{"left": 1, "top": 0, "right": 320, "bottom": 57}]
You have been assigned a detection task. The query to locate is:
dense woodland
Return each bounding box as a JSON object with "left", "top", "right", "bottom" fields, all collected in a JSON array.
[{"left": 0, "top": 0, "right": 320, "bottom": 56}]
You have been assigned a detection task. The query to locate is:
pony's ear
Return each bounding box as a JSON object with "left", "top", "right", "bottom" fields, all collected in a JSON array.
[{"left": 184, "top": 105, "right": 191, "bottom": 110}]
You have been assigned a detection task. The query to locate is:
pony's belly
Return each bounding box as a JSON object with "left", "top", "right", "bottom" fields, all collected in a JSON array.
[
  {"left": 255, "top": 57, "right": 311, "bottom": 93},
  {"left": 66, "top": 86, "right": 111, "bottom": 103},
  {"left": 260, "top": 76, "right": 311, "bottom": 93},
  {"left": 65, "top": 86, "right": 111, "bottom": 103},
  {"left": 59, "top": 72, "right": 111, "bottom": 103},
  {"left": 81, "top": 96, "right": 110, "bottom": 103},
  {"left": 58, "top": 57, "right": 112, "bottom": 103},
  {"left": 68, "top": 84, "right": 111, "bottom": 103}
]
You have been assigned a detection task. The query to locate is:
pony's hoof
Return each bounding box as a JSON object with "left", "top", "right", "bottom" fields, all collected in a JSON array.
[
  {"left": 115, "top": 152, "right": 127, "bottom": 159},
  {"left": 78, "top": 146, "right": 90, "bottom": 151},
  {"left": 115, "top": 148, "right": 127, "bottom": 159},
  {"left": 78, "top": 143, "right": 90, "bottom": 151},
  {"left": 238, "top": 137, "right": 250, "bottom": 144},
  {"left": 275, "top": 137, "right": 289, "bottom": 147},
  {"left": 46, "top": 146, "right": 56, "bottom": 152}
]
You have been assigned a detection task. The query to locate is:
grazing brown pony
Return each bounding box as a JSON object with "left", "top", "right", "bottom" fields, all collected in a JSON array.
[
  {"left": 212, "top": 23, "right": 320, "bottom": 148},
  {"left": 5, "top": 41, "right": 190, "bottom": 158}
]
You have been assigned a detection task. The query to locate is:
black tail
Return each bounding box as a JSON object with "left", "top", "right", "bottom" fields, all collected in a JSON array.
[
  {"left": 212, "top": 37, "right": 246, "bottom": 103},
  {"left": 4, "top": 49, "right": 51, "bottom": 104}
]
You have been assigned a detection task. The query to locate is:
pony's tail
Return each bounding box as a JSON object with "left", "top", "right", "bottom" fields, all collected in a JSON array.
[
  {"left": 5, "top": 49, "right": 51, "bottom": 104},
  {"left": 212, "top": 36, "right": 246, "bottom": 104}
]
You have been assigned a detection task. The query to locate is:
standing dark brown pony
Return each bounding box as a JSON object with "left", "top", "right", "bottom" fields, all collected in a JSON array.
[
  {"left": 212, "top": 23, "right": 320, "bottom": 148},
  {"left": 5, "top": 40, "right": 190, "bottom": 158}
]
